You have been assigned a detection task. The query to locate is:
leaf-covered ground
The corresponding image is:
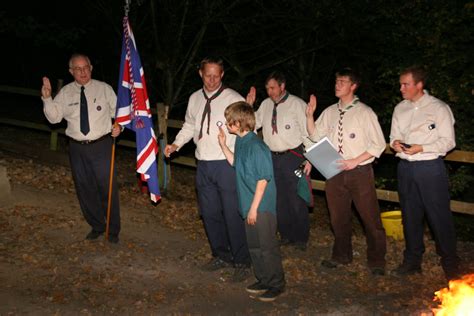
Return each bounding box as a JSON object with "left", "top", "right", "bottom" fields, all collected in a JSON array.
[{"left": 1, "top": 126, "right": 473, "bottom": 315}]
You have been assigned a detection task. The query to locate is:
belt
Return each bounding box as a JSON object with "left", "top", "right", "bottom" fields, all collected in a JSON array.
[
  {"left": 70, "top": 133, "right": 110, "bottom": 145},
  {"left": 271, "top": 144, "right": 303, "bottom": 156}
]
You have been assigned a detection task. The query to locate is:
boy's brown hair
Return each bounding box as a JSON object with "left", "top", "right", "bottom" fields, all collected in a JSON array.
[{"left": 224, "top": 101, "right": 255, "bottom": 132}]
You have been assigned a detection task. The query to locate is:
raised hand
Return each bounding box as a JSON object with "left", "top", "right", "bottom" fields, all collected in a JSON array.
[
  {"left": 306, "top": 94, "right": 317, "bottom": 118},
  {"left": 246, "top": 86, "right": 256, "bottom": 106},
  {"left": 41, "top": 77, "right": 52, "bottom": 99}
]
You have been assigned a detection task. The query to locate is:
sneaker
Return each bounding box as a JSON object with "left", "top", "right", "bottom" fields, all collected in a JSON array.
[
  {"left": 258, "top": 287, "right": 284, "bottom": 302},
  {"left": 232, "top": 264, "right": 251, "bottom": 282},
  {"left": 370, "top": 267, "right": 385, "bottom": 276},
  {"left": 246, "top": 282, "right": 268, "bottom": 294},
  {"left": 85, "top": 230, "right": 103, "bottom": 240},
  {"left": 108, "top": 234, "right": 119, "bottom": 244},
  {"left": 391, "top": 264, "right": 422, "bottom": 277},
  {"left": 201, "top": 257, "right": 231, "bottom": 272}
]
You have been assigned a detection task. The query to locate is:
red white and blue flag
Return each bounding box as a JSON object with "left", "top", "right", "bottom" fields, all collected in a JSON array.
[{"left": 116, "top": 16, "right": 161, "bottom": 202}]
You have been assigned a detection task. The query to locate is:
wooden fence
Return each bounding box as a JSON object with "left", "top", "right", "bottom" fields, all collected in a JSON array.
[{"left": 1, "top": 84, "right": 473, "bottom": 215}]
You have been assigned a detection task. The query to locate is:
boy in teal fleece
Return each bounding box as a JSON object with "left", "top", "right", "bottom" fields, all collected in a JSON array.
[{"left": 218, "top": 101, "right": 285, "bottom": 302}]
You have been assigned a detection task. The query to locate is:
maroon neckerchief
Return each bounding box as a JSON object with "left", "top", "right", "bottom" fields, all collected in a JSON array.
[
  {"left": 199, "top": 85, "right": 226, "bottom": 139},
  {"left": 271, "top": 92, "right": 289, "bottom": 135}
]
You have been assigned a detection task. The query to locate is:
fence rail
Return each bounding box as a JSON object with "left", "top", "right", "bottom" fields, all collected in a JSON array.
[{"left": 1, "top": 85, "right": 473, "bottom": 215}]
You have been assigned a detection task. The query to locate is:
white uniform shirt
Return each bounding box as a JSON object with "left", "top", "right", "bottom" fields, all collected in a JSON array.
[
  {"left": 309, "top": 100, "right": 386, "bottom": 165},
  {"left": 255, "top": 93, "right": 311, "bottom": 152},
  {"left": 43, "top": 79, "right": 116, "bottom": 141},
  {"left": 390, "top": 91, "right": 455, "bottom": 161},
  {"left": 173, "top": 87, "right": 244, "bottom": 161}
]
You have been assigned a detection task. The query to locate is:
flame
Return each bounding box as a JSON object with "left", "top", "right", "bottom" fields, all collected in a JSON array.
[{"left": 432, "top": 273, "right": 474, "bottom": 316}]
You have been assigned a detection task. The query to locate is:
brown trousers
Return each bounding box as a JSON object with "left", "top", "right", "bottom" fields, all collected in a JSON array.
[{"left": 325, "top": 164, "right": 386, "bottom": 268}]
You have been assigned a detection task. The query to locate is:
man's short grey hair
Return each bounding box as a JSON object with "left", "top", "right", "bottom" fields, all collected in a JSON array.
[{"left": 69, "top": 53, "right": 92, "bottom": 69}]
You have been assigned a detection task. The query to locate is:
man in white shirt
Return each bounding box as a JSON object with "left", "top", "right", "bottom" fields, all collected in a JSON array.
[
  {"left": 252, "top": 71, "right": 312, "bottom": 251},
  {"left": 390, "top": 66, "right": 460, "bottom": 280},
  {"left": 42, "top": 53, "right": 122, "bottom": 243},
  {"left": 306, "top": 68, "right": 387, "bottom": 275},
  {"left": 165, "top": 57, "right": 251, "bottom": 282}
]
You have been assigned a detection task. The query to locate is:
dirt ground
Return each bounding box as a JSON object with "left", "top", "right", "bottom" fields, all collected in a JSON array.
[{"left": 1, "top": 126, "right": 473, "bottom": 315}]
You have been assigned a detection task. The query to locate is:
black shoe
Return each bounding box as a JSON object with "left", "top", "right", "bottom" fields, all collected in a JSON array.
[
  {"left": 108, "top": 234, "right": 119, "bottom": 244},
  {"left": 85, "top": 230, "right": 103, "bottom": 240},
  {"left": 391, "top": 264, "right": 422, "bottom": 277},
  {"left": 321, "top": 259, "right": 338, "bottom": 269},
  {"left": 370, "top": 267, "right": 385, "bottom": 276},
  {"left": 232, "top": 264, "right": 251, "bottom": 283},
  {"left": 258, "top": 287, "right": 284, "bottom": 302},
  {"left": 246, "top": 282, "right": 268, "bottom": 294},
  {"left": 321, "top": 259, "right": 351, "bottom": 269},
  {"left": 201, "top": 257, "right": 231, "bottom": 272},
  {"left": 293, "top": 242, "right": 307, "bottom": 251}
]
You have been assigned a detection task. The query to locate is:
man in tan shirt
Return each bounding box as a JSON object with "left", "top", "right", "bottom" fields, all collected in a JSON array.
[
  {"left": 390, "top": 66, "right": 460, "bottom": 280},
  {"left": 42, "top": 53, "right": 122, "bottom": 243},
  {"left": 251, "top": 71, "right": 312, "bottom": 250},
  {"left": 306, "top": 68, "right": 386, "bottom": 275}
]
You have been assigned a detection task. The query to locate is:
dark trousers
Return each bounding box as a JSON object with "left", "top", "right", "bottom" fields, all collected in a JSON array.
[
  {"left": 245, "top": 211, "right": 285, "bottom": 290},
  {"left": 272, "top": 147, "right": 309, "bottom": 243},
  {"left": 69, "top": 136, "right": 120, "bottom": 235},
  {"left": 196, "top": 160, "right": 250, "bottom": 265},
  {"left": 325, "top": 164, "right": 386, "bottom": 268},
  {"left": 397, "top": 158, "right": 459, "bottom": 273}
]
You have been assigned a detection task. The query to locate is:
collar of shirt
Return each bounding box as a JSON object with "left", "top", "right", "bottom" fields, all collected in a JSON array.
[
  {"left": 274, "top": 91, "right": 290, "bottom": 104},
  {"left": 203, "top": 83, "right": 223, "bottom": 98},
  {"left": 237, "top": 131, "right": 256, "bottom": 144},
  {"left": 408, "top": 90, "right": 430, "bottom": 109},
  {"left": 73, "top": 80, "right": 93, "bottom": 90},
  {"left": 337, "top": 96, "right": 359, "bottom": 111}
]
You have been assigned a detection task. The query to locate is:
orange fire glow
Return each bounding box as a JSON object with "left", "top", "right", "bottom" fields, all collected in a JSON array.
[{"left": 432, "top": 273, "right": 474, "bottom": 316}]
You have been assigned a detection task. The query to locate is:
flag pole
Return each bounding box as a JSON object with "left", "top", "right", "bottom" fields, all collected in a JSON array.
[
  {"left": 105, "top": 123, "right": 118, "bottom": 241},
  {"left": 105, "top": 0, "right": 132, "bottom": 241}
]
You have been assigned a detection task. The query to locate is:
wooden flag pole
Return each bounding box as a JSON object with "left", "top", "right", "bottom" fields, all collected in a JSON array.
[{"left": 105, "top": 123, "right": 119, "bottom": 240}]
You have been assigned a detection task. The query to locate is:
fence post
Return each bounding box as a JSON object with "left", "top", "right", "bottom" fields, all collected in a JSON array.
[
  {"left": 156, "top": 103, "right": 171, "bottom": 192},
  {"left": 49, "top": 79, "right": 63, "bottom": 151}
]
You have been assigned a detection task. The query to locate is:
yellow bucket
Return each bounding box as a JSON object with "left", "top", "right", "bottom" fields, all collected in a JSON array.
[{"left": 381, "top": 210, "right": 404, "bottom": 240}]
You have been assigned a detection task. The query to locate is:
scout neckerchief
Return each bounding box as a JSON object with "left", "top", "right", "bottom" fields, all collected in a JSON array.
[
  {"left": 271, "top": 91, "right": 290, "bottom": 135},
  {"left": 199, "top": 85, "right": 226, "bottom": 139},
  {"left": 337, "top": 96, "right": 359, "bottom": 154}
]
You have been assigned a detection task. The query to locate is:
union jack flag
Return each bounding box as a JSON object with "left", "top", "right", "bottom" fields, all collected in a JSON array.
[{"left": 116, "top": 16, "right": 160, "bottom": 202}]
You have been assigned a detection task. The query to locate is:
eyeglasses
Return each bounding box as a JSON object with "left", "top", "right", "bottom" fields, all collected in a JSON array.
[
  {"left": 335, "top": 79, "right": 352, "bottom": 86},
  {"left": 71, "top": 65, "right": 91, "bottom": 73}
]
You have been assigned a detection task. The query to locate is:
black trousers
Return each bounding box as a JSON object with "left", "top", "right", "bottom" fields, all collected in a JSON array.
[
  {"left": 397, "top": 158, "right": 459, "bottom": 273},
  {"left": 196, "top": 160, "right": 250, "bottom": 265},
  {"left": 245, "top": 211, "right": 285, "bottom": 290},
  {"left": 69, "top": 136, "right": 120, "bottom": 235},
  {"left": 272, "top": 147, "right": 309, "bottom": 243}
]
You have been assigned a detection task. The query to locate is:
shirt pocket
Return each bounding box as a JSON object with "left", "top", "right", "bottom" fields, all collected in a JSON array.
[{"left": 344, "top": 126, "right": 364, "bottom": 143}]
